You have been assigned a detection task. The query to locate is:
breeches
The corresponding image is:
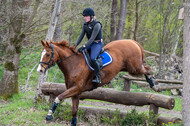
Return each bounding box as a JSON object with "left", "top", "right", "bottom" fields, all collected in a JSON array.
[{"left": 86, "top": 41, "right": 103, "bottom": 62}]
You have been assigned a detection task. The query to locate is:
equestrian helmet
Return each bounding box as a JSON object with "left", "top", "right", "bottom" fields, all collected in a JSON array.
[{"left": 82, "top": 8, "right": 95, "bottom": 16}]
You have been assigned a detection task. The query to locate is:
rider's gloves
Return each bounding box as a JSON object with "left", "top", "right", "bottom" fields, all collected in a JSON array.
[{"left": 78, "top": 45, "right": 86, "bottom": 52}]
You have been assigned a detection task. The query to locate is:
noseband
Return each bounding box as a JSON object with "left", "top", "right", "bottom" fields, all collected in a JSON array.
[{"left": 39, "top": 43, "right": 77, "bottom": 71}]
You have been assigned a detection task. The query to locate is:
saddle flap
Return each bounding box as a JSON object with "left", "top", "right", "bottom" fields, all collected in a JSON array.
[{"left": 82, "top": 49, "right": 113, "bottom": 71}]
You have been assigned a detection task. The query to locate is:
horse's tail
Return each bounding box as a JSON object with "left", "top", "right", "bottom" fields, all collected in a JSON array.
[{"left": 134, "top": 41, "right": 152, "bottom": 75}]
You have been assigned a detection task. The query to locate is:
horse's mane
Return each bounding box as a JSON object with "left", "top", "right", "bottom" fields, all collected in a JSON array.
[{"left": 50, "top": 40, "right": 77, "bottom": 53}]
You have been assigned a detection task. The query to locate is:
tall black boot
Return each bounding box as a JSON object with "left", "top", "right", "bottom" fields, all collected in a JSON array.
[{"left": 92, "top": 59, "right": 101, "bottom": 84}]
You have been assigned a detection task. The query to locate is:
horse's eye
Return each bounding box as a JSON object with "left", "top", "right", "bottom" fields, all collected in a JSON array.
[{"left": 46, "top": 54, "right": 50, "bottom": 57}]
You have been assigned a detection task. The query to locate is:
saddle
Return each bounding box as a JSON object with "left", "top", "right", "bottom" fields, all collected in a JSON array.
[{"left": 82, "top": 48, "right": 113, "bottom": 71}]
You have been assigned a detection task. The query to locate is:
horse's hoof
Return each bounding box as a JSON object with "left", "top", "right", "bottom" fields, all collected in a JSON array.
[
  {"left": 46, "top": 115, "right": 53, "bottom": 121},
  {"left": 71, "top": 117, "right": 77, "bottom": 126}
]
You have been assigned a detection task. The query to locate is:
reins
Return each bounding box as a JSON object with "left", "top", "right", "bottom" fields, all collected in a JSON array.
[{"left": 57, "top": 52, "right": 77, "bottom": 64}]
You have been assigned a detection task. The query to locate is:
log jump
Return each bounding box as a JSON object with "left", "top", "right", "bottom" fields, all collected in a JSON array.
[
  {"left": 41, "top": 82, "right": 175, "bottom": 110},
  {"left": 123, "top": 75, "right": 183, "bottom": 92},
  {"left": 41, "top": 82, "right": 180, "bottom": 125}
]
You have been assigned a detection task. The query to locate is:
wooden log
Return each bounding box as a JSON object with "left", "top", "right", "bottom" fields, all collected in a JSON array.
[
  {"left": 132, "top": 81, "right": 183, "bottom": 90},
  {"left": 79, "top": 106, "right": 181, "bottom": 125},
  {"left": 144, "top": 50, "right": 160, "bottom": 57},
  {"left": 79, "top": 106, "right": 126, "bottom": 118},
  {"left": 41, "top": 82, "right": 175, "bottom": 110},
  {"left": 158, "top": 84, "right": 183, "bottom": 90},
  {"left": 123, "top": 75, "right": 183, "bottom": 85},
  {"left": 157, "top": 116, "right": 182, "bottom": 125}
]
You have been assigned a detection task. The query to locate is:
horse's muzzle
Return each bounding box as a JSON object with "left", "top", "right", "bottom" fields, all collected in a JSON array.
[{"left": 37, "top": 64, "right": 46, "bottom": 73}]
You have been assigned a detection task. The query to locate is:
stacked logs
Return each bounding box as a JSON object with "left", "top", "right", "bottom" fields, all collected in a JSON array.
[{"left": 41, "top": 82, "right": 181, "bottom": 125}]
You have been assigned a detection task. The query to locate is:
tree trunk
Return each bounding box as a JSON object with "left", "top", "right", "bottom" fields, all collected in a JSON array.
[
  {"left": 35, "top": 0, "right": 62, "bottom": 103},
  {"left": 0, "top": 0, "right": 40, "bottom": 99},
  {"left": 0, "top": 0, "right": 26, "bottom": 99},
  {"left": 110, "top": 0, "right": 117, "bottom": 41},
  {"left": 116, "top": 0, "right": 127, "bottom": 40},
  {"left": 182, "top": 0, "right": 190, "bottom": 125},
  {"left": 158, "top": 0, "right": 172, "bottom": 79},
  {"left": 53, "top": 2, "right": 63, "bottom": 42},
  {"left": 125, "top": 0, "right": 132, "bottom": 39},
  {"left": 134, "top": 0, "right": 139, "bottom": 41},
  {"left": 0, "top": 0, "right": 9, "bottom": 57}
]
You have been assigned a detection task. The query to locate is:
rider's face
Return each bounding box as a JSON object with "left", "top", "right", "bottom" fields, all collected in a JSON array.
[{"left": 83, "top": 16, "right": 91, "bottom": 22}]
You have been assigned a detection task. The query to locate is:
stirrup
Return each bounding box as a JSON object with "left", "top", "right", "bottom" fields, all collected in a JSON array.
[{"left": 92, "top": 76, "right": 101, "bottom": 84}]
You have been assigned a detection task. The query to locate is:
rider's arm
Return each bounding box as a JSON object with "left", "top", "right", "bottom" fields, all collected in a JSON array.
[
  {"left": 85, "top": 23, "right": 101, "bottom": 47},
  {"left": 75, "top": 26, "right": 85, "bottom": 46}
]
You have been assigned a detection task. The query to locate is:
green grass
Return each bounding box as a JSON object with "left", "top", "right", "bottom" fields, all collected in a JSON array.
[{"left": 0, "top": 91, "right": 48, "bottom": 125}]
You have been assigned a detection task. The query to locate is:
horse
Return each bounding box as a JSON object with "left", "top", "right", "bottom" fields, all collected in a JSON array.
[{"left": 37, "top": 39, "right": 159, "bottom": 126}]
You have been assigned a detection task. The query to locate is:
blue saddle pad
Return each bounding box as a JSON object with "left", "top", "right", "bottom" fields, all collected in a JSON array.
[{"left": 82, "top": 51, "right": 113, "bottom": 71}]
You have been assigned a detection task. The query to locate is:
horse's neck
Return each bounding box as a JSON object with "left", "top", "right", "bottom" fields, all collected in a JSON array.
[
  {"left": 56, "top": 46, "right": 72, "bottom": 59},
  {"left": 55, "top": 46, "right": 81, "bottom": 77}
]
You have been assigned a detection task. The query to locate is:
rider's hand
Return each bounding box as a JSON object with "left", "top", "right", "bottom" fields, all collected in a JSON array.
[
  {"left": 73, "top": 44, "right": 77, "bottom": 49},
  {"left": 78, "top": 45, "right": 86, "bottom": 52}
]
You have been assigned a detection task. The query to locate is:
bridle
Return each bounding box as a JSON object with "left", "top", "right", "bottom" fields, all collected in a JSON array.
[{"left": 39, "top": 43, "right": 77, "bottom": 72}]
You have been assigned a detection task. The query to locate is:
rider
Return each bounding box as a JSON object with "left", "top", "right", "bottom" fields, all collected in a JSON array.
[{"left": 74, "top": 8, "right": 103, "bottom": 84}]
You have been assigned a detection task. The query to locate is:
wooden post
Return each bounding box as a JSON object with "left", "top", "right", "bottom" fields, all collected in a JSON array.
[
  {"left": 49, "top": 93, "right": 56, "bottom": 103},
  {"left": 149, "top": 104, "right": 159, "bottom": 115},
  {"left": 123, "top": 79, "right": 131, "bottom": 91},
  {"left": 149, "top": 104, "right": 159, "bottom": 124}
]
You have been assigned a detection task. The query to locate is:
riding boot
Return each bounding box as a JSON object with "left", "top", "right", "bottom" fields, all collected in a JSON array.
[{"left": 92, "top": 59, "right": 101, "bottom": 84}]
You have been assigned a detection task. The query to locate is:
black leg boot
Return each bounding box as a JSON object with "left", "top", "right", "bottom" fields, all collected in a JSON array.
[
  {"left": 145, "top": 75, "right": 160, "bottom": 92},
  {"left": 92, "top": 59, "right": 101, "bottom": 85},
  {"left": 145, "top": 75, "right": 155, "bottom": 88},
  {"left": 71, "top": 117, "right": 77, "bottom": 126},
  {"left": 46, "top": 102, "right": 58, "bottom": 121}
]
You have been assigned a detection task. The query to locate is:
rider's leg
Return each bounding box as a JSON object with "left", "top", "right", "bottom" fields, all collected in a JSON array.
[{"left": 90, "top": 42, "right": 103, "bottom": 84}]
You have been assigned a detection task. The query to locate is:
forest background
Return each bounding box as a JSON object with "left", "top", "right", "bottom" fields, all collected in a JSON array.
[
  {"left": 0, "top": 0, "right": 184, "bottom": 92},
  {"left": 0, "top": 0, "right": 186, "bottom": 125}
]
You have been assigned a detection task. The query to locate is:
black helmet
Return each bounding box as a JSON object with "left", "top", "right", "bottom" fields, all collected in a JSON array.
[{"left": 82, "top": 8, "right": 95, "bottom": 16}]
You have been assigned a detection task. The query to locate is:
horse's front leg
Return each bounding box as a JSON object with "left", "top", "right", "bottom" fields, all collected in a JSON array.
[
  {"left": 46, "top": 86, "right": 81, "bottom": 123},
  {"left": 71, "top": 95, "right": 79, "bottom": 126}
]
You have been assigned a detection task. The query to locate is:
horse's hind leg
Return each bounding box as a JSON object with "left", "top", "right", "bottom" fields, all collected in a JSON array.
[
  {"left": 140, "top": 65, "right": 160, "bottom": 92},
  {"left": 144, "top": 74, "right": 160, "bottom": 92}
]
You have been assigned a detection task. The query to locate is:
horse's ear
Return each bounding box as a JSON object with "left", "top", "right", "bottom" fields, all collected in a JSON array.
[
  {"left": 41, "top": 40, "right": 46, "bottom": 47},
  {"left": 46, "top": 41, "right": 51, "bottom": 48},
  {"left": 41, "top": 40, "right": 51, "bottom": 48}
]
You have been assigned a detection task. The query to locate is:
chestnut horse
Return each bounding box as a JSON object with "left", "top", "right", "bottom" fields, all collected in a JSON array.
[{"left": 37, "top": 39, "right": 159, "bottom": 126}]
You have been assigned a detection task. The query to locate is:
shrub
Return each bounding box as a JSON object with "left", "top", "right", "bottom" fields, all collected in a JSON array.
[{"left": 101, "top": 109, "right": 158, "bottom": 126}]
